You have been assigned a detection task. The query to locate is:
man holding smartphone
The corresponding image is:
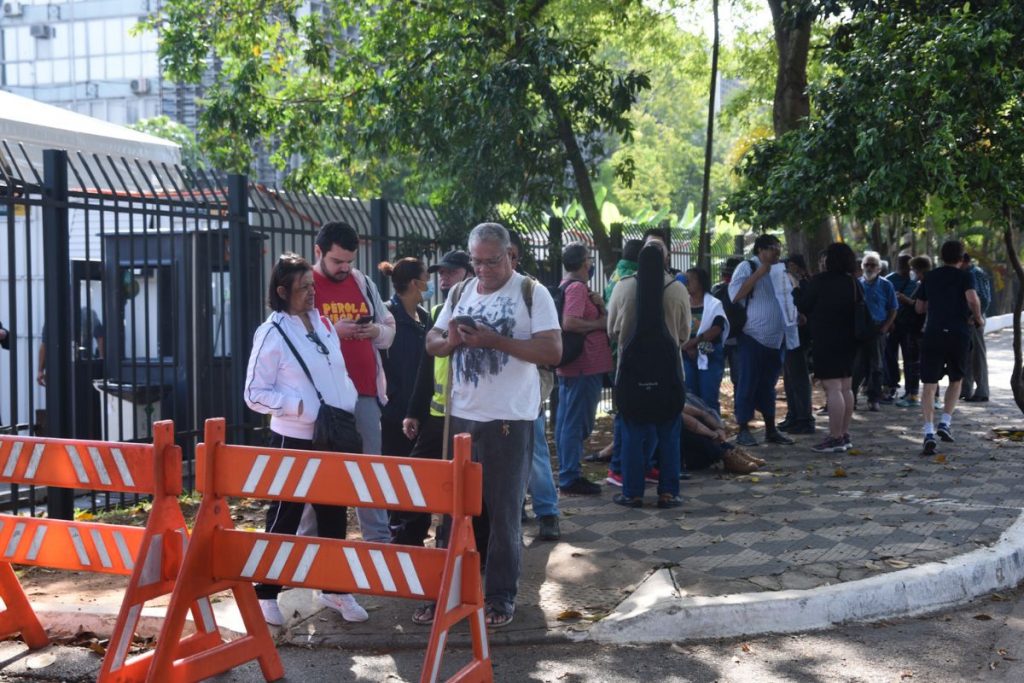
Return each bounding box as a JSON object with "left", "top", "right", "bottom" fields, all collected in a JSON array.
[{"left": 311, "top": 221, "right": 396, "bottom": 543}]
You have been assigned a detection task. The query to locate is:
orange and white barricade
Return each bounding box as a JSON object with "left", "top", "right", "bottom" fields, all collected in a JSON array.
[
  {"left": 0, "top": 420, "right": 214, "bottom": 682},
  {"left": 148, "top": 417, "right": 491, "bottom": 683}
]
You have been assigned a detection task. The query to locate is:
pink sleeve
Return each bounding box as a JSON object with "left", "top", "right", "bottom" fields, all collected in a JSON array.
[{"left": 562, "top": 281, "right": 589, "bottom": 318}]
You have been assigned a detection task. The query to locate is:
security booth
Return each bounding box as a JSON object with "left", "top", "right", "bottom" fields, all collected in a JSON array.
[{"left": 96, "top": 226, "right": 257, "bottom": 443}]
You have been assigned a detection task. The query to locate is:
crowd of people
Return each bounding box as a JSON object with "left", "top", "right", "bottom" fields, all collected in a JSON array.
[{"left": 241, "top": 219, "right": 992, "bottom": 629}]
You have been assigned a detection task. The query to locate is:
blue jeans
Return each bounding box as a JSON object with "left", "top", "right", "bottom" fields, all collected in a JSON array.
[
  {"left": 735, "top": 335, "right": 784, "bottom": 427},
  {"left": 683, "top": 343, "right": 726, "bottom": 414},
  {"left": 527, "top": 414, "right": 560, "bottom": 517},
  {"left": 555, "top": 373, "right": 604, "bottom": 488},
  {"left": 620, "top": 416, "right": 682, "bottom": 499}
]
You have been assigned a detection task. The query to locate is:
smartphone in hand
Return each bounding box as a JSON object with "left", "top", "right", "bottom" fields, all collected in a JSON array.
[
  {"left": 355, "top": 315, "right": 373, "bottom": 325},
  {"left": 454, "top": 315, "right": 477, "bottom": 329}
]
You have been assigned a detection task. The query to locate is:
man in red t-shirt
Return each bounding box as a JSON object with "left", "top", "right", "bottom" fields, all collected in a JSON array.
[
  {"left": 555, "top": 242, "right": 613, "bottom": 496},
  {"left": 310, "top": 221, "right": 395, "bottom": 543}
]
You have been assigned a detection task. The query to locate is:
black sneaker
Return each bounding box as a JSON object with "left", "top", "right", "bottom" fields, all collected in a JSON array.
[
  {"left": 559, "top": 478, "right": 602, "bottom": 495},
  {"left": 735, "top": 429, "right": 758, "bottom": 447},
  {"left": 537, "top": 515, "right": 560, "bottom": 541},
  {"left": 922, "top": 433, "right": 938, "bottom": 455},
  {"left": 765, "top": 430, "right": 795, "bottom": 445},
  {"left": 937, "top": 423, "right": 954, "bottom": 442},
  {"left": 784, "top": 424, "right": 817, "bottom": 435},
  {"left": 776, "top": 419, "right": 793, "bottom": 431}
]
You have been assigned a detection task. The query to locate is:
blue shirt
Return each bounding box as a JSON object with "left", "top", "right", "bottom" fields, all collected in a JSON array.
[
  {"left": 858, "top": 276, "right": 898, "bottom": 323},
  {"left": 728, "top": 257, "right": 787, "bottom": 349},
  {"left": 969, "top": 265, "right": 991, "bottom": 312},
  {"left": 885, "top": 271, "right": 917, "bottom": 298}
]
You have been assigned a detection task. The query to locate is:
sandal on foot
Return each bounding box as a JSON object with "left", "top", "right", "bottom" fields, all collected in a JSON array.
[
  {"left": 412, "top": 602, "right": 436, "bottom": 625},
  {"left": 484, "top": 605, "right": 514, "bottom": 628}
]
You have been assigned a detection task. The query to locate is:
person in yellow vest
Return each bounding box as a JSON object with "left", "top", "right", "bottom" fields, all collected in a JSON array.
[{"left": 394, "top": 251, "right": 474, "bottom": 572}]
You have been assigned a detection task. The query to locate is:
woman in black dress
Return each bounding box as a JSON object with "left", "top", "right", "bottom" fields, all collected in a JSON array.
[{"left": 798, "top": 243, "right": 858, "bottom": 453}]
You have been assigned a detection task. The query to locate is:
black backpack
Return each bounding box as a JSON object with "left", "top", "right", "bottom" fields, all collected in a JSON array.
[
  {"left": 712, "top": 259, "right": 756, "bottom": 339},
  {"left": 615, "top": 246, "right": 686, "bottom": 425},
  {"left": 549, "top": 280, "right": 586, "bottom": 368}
]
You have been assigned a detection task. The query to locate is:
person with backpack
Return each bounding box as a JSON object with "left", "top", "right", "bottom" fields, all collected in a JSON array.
[
  {"left": 728, "top": 234, "right": 799, "bottom": 448},
  {"left": 425, "top": 222, "right": 561, "bottom": 628},
  {"left": 607, "top": 241, "right": 691, "bottom": 508},
  {"left": 554, "top": 242, "right": 613, "bottom": 496}
]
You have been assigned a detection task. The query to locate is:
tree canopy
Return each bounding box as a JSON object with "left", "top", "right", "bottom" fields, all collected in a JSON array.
[{"left": 147, "top": 0, "right": 667, "bottom": 266}]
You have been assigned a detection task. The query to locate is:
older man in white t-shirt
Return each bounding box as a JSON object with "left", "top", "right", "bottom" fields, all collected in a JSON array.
[{"left": 425, "top": 222, "right": 561, "bottom": 628}]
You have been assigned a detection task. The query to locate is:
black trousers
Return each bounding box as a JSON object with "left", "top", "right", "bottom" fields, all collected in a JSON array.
[
  {"left": 389, "top": 414, "right": 445, "bottom": 547},
  {"left": 255, "top": 432, "right": 348, "bottom": 600}
]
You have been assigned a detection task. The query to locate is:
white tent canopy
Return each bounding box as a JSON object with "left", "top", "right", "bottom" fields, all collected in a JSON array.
[{"left": 0, "top": 90, "right": 181, "bottom": 181}]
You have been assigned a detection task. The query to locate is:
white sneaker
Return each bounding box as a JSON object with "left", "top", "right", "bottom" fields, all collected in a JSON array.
[
  {"left": 319, "top": 592, "right": 368, "bottom": 622},
  {"left": 259, "top": 598, "right": 284, "bottom": 626}
]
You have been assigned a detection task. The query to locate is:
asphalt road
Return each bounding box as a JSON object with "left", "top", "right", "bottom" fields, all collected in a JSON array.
[{"left": 2, "top": 582, "right": 1023, "bottom": 682}]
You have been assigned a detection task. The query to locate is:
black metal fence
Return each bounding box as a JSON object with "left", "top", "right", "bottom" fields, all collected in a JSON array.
[{"left": 1, "top": 143, "right": 739, "bottom": 519}]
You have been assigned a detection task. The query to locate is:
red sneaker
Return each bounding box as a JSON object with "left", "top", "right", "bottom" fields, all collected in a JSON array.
[
  {"left": 644, "top": 468, "right": 660, "bottom": 484},
  {"left": 605, "top": 470, "right": 623, "bottom": 487}
]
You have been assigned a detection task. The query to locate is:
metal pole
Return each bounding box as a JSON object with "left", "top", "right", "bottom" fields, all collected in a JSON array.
[
  {"left": 227, "top": 174, "right": 252, "bottom": 442},
  {"left": 370, "top": 198, "right": 389, "bottom": 298},
  {"left": 42, "top": 149, "right": 74, "bottom": 519}
]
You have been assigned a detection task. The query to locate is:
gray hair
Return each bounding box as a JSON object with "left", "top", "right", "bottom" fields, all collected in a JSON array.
[
  {"left": 562, "top": 242, "right": 589, "bottom": 272},
  {"left": 862, "top": 250, "right": 881, "bottom": 265},
  {"left": 468, "top": 222, "right": 510, "bottom": 250}
]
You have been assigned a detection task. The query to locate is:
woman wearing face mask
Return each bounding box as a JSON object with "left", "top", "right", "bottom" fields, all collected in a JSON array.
[{"left": 379, "top": 258, "right": 433, "bottom": 459}]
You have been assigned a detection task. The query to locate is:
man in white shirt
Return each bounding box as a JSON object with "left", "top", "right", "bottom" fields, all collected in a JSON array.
[{"left": 425, "top": 222, "right": 561, "bottom": 627}]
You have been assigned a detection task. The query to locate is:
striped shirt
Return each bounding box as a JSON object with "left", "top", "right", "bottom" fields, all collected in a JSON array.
[{"left": 728, "top": 257, "right": 787, "bottom": 349}]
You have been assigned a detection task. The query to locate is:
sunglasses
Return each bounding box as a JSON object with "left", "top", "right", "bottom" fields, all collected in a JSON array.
[{"left": 306, "top": 330, "right": 330, "bottom": 355}]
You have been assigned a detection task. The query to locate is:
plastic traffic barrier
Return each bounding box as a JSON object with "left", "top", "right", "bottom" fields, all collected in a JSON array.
[
  {"left": 147, "top": 417, "right": 491, "bottom": 683},
  {"left": 0, "top": 421, "right": 214, "bottom": 683}
]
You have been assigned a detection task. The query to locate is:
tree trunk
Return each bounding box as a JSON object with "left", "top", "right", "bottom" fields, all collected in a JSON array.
[
  {"left": 1003, "top": 209, "right": 1024, "bottom": 415},
  {"left": 767, "top": 1, "right": 831, "bottom": 260},
  {"left": 697, "top": 0, "right": 720, "bottom": 273},
  {"left": 534, "top": 77, "right": 615, "bottom": 270}
]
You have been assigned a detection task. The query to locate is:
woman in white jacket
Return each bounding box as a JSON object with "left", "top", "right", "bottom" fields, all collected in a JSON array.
[
  {"left": 681, "top": 267, "right": 730, "bottom": 415},
  {"left": 243, "top": 253, "right": 367, "bottom": 627}
]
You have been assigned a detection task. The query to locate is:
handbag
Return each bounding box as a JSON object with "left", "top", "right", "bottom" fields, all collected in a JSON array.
[
  {"left": 272, "top": 322, "right": 363, "bottom": 454},
  {"left": 852, "top": 277, "right": 877, "bottom": 343}
]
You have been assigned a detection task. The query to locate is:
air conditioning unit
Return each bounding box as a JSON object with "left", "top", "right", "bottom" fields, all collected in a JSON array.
[
  {"left": 30, "top": 24, "right": 54, "bottom": 40},
  {"left": 2, "top": 2, "right": 24, "bottom": 17},
  {"left": 130, "top": 78, "right": 151, "bottom": 95}
]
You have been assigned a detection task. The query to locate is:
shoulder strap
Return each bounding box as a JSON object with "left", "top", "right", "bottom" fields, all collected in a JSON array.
[
  {"left": 271, "top": 321, "right": 326, "bottom": 406},
  {"left": 449, "top": 278, "right": 473, "bottom": 308},
  {"left": 521, "top": 275, "right": 535, "bottom": 316}
]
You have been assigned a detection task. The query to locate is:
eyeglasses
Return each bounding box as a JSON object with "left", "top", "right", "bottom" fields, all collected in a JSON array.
[
  {"left": 306, "top": 331, "right": 330, "bottom": 355},
  {"left": 470, "top": 255, "right": 507, "bottom": 269}
]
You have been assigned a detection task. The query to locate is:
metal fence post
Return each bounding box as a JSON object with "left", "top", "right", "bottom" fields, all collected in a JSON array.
[
  {"left": 228, "top": 174, "right": 253, "bottom": 443},
  {"left": 547, "top": 215, "right": 563, "bottom": 430},
  {"left": 734, "top": 235, "right": 745, "bottom": 258},
  {"left": 42, "top": 149, "right": 74, "bottom": 519},
  {"left": 370, "top": 198, "right": 389, "bottom": 298}
]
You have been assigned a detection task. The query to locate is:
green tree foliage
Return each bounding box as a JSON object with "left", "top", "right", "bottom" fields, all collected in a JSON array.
[
  {"left": 725, "top": 0, "right": 1024, "bottom": 409},
  {"left": 129, "top": 116, "right": 205, "bottom": 169},
  {"left": 145, "top": 0, "right": 656, "bottom": 267}
]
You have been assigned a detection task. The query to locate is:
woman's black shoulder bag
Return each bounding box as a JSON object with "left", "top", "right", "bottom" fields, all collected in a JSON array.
[{"left": 272, "top": 321, "right": 362, "bottom": 454}]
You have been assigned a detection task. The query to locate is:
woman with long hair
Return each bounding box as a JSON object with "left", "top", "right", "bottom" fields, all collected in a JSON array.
[{"left": 682, "top": 266, "right": 728, "bottom": 414}]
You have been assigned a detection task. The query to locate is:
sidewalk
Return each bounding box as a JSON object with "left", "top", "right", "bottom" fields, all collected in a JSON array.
[{"left": 9, "top": 330, "right": 1024, "bottom": 663}]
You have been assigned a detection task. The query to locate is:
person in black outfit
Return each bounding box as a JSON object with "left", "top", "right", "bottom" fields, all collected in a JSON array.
[
  {"left": 779, "top": 254, "right": 815, "bottom": 434},
  {"left": 379, "top": 258, "right": 432, "bottom": 458},
  {"left": 798, "top": 243, "right": 858, "bottom": 453},
  {"left": 915, "top": 240, "right": 985, "bottom": 454}
]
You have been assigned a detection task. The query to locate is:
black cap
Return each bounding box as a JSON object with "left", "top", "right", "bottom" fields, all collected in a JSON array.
[{"left": 428, "top": 250, "right": 473, "bottom": 274}]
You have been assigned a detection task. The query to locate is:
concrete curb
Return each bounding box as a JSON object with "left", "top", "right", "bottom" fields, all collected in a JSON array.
[
  {"left": 986, "top": 313, "right": 1014, "bottom": 335},
  {"left": 589, "top": 510, "right": 1024, "bottom": 644},
  {"left": 34, "top": 599, "right": 245, "bottom": 641}
]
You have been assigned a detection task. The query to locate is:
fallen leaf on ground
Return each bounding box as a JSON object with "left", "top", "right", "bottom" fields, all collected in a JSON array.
[
  {"left": 741, "top": 643, "right": 751, "bottom": 653},
  {"left": 833, "top": 468, "right": 847, "bottom": 478},
  {"left": 974, "top": 614, "right": 994, "bottom": 621},
  {"left": 556, "top": 610, "right": 583, "bottom": 621},
  {"left": 933, "top": 455, "right": 946, "bottom": 464},
  {"left": 900, "top": 671, "right": 913, "bottom": 679},
  {"left": 846, "top": 449, "right": 862, "bottom": 456},
  {"left": 990, "top": 593, "right": 1010, "bottom": 602},
  {"left": 885, "top": 559, "right": 911, "bottom": 569},
  {"left": 670, "top": 643, "right": 687, "bottom": 654}
]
